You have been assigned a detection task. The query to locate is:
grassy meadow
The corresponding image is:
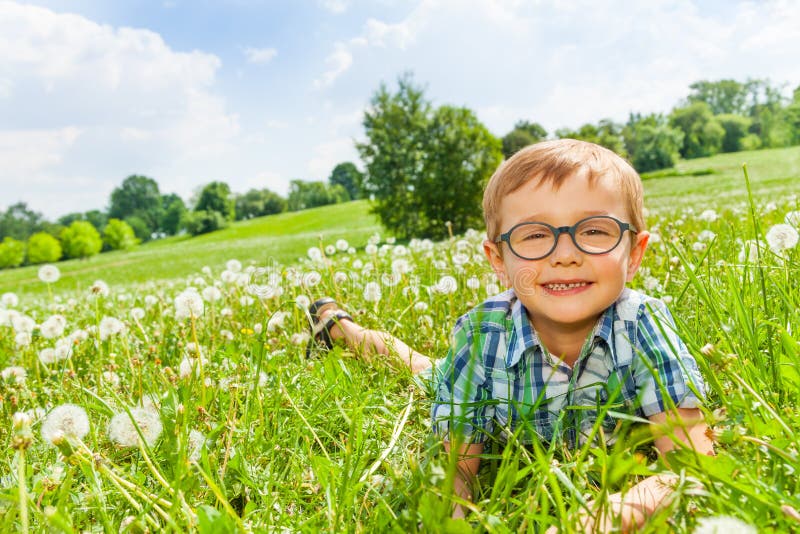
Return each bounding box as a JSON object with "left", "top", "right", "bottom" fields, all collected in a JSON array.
[{"left": 1, "top": 147, "right": 800, "bottom": 532}]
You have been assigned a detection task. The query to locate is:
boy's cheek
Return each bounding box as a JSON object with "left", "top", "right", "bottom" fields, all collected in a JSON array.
[{"left": 507, "top": 266, "right": 539, "bottom": 294}]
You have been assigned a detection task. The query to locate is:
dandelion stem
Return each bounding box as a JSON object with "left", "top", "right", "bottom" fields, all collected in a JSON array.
[{"left": 17, "top": 449, "right": 28, "bottom": 534}]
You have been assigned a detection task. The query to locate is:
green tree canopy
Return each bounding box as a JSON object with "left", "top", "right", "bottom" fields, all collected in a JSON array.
[
  {"left": 26, "top": 232, "right": 62, "bottom": 264},
  {"left": 0, "top": 202, "right": 45, "bottom": 241},
  {"left": 235, "top": 188, "right": 287, "bottom": 220},
  {"left": 622, "top": 113, "right": 684, "bottom": 173},
  {"left": 358, "top": 73, "right": 502, "bottom": 239},
  {"left": 555, "top": 119, "right": 626, "bottom": 156},
  {"left": 669, "top": 102, "right": 725, "bottom": 158},
  {"left": 287, "top": 181, "right": 349, "bottom": 211},
  {"left": 182, "top": 210, "right": 228, "bottom": 236},
  {"left": 60, "top": 221, "right": 102, "bottom": 259},
  {"left": 103, "top": 219, "right": 139, "bottom": 251},
  {"left": 0, "top": 237, "right": 25, "bottom": 269},
  {"left": 688, "top": 79, "right": 749, "bottom": 115},
  {"left": 716, "top": 114, "right": 753, "bottom": 153},
  {"left": 328, "top": 162, "right": 363, "bottom": 200},
  {"left": 159, "top": 194, "right": 186, "bottom": 235},
  {"left": 195, "top": 181, "right": 235, "bottom": 221},
  {"left": 109, "top": 175, "right": 163, "bottom": 239},
  {"left": 501, "top": 121, "right": 548, "bottom": 159}
]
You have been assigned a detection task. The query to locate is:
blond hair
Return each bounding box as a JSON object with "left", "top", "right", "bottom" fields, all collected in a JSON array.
[{"left": 482, "top": 139, "right": 645, "bottom": 241}]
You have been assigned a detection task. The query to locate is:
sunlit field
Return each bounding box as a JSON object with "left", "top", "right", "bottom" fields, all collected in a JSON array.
[{"left": 1, "top": 161, "right": 799, "bottom": 532}]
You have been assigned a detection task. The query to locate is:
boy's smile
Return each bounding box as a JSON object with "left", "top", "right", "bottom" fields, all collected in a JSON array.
[{"left": 484, "top": 169, "right": 649, "bottom": 358}]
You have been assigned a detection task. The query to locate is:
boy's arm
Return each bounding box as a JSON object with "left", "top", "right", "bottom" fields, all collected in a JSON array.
[
  {"left": 579, "top": 407, "right": 713, "bottom": 533},
  {"left": 443, "top": 441, "right": 484, "bottom": 519}
]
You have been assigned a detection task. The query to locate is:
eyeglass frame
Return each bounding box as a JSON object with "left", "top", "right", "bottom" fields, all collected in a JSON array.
[{"left": 494, "top": 215, "right": 638, "bottom": 261}]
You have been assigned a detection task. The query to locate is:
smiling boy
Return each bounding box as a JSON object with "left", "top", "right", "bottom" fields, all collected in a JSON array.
[
  {"left": 308, "top": 139, "right": 713, "bottom": 531},
  {"left": 431, "top": 139, "right": 713, "bottom": 530}
]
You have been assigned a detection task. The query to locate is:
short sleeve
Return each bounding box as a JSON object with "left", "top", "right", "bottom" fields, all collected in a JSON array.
[
  {"left": 632, "top": 298, "right": 706, "bottom": 416},
  {"left": 430, "top": 315, "right": 494, "bottom": 444}
]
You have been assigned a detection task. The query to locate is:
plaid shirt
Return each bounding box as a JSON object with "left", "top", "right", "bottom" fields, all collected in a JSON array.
[{"left": 431, "top": 288, "right": 705, "bottom": 446}]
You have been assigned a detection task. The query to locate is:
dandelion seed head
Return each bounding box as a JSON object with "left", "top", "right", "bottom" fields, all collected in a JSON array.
[
  {"left": 1, "top": 292, "right": 19, "bottom": 308},
  {"left": 698, "top": 230, "right": 716, "bottom": 243},
  {"left": 365, "top": 243, "right": 378, "bottom": 255},
  {"left": 693, "top": 515, "right": 756, "bottom": 534},
  {"left": 99, "top": 316, "right": 126, "bottom": 341},
  {"left": 90, "top": 280, "right": 110, "bottom": 296},
  {"left": 15, "top": 332, "right": 32, "bottom": 347},
  {"left": 413, "top": 301, "right": 429, "bottom": 312},
  {"left": 333, "top": 271, "right": 348, "bottom": 284},
  {"left": 220, "top": 270, "right": 236, "bottom": 284},
  {"left": 307, "top": 247, "right": 323, "bottom": 262},
  {"left": 38, "top": 264, "right": 61, "bottom": 283},
  {"left": 381, "top": 272, "right": 401, "bottom": 287},
  {"left": 201, "top": 286, "right": 222, "bottom": 302},
  {"left": 108, "top": 407, "right": 163, "bottom": 448},
  {"left": 766, "top": 223, "right": 799, "bottom": 253},
  {"left": 351, "top": 259, "right": 363, "bottom": 270},
  {"left": 267, "top": 311, "right": 289, "bottom": 332},
  {"left": 391, "top": 259, "right": 411, "bottom": 275},
  {"left": 302, "top": 271, "right": 322, "bottom": 288},
  {"left": 785, "top": 210, "right": 800, "bottom": 228},
  {"left": 40, "top": 315, "right": 67, "bottom": 339},
  {"left": 466, "top": 276, "right": 480, "bottom": 290},
  {"left": 38, "top": 348, "right": 57, "bottom": 365},
  {"left": 41, "top": 404, "right": 90, "bottom": 445},
  {"left": 698, "top": 209, "right": 718, "bottom": 223},
  {"left": 486, "top": 283, "right": 501, "bottom": 296},
  {"left": 1, "top": 366, "right": 27, "bottom": 384},
  {"left": 295, "top": 295, "right": 310, "bottom": 309},
  {"left": 335, "top": 239, "right": 349, "bottom": 251},
  {"left": 174, "top": 289, "right": 204, "bottom": 320},
  {"left": 239, "top": 295, "right": 255, "bottom": 307},
  {"left": 102, "top": 371, "right": 120, "bottom": 386},
  {"left": 188, "top": 429, "right": 206, "bottom": 461},
  {"left": 12, "top": 314, "right": 35, "bottom": 334},
  {"left": 130, "top": 307, "right": 145, "bottom": 320},
  {"left": 325, "top": 245, "right": 336, "bottom": 256},
  {"left": 363, "top": 281, "right": 382, "bottom": 303},
  {"left": 433, "top": 275, "right": 458, "bottom": 295},
  {"left": 226, "top": 259, "right": 242, "bottom": 273}
]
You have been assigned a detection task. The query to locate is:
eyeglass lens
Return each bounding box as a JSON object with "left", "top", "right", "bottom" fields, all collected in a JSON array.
[{"left": 509, "top": 217, "right": 623, "bottom": 259}]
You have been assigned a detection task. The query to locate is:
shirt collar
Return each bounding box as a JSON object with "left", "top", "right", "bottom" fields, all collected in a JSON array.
[{"left": 505, "top": 290, "right": 618, "bottom": 368}]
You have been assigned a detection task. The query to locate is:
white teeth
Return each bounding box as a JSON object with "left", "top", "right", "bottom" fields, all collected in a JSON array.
[{"left": 545, "top": 282, "right": 588, "bottom": 291}]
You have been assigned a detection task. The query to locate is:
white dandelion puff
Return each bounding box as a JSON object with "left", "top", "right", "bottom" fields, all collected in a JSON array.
[
  {"left": 291, "top": 332, "right": 310, "bottom": 346},
  {"left": 433, "top": 275, "right": 458, "bottom": 295},
  {"left": 188, "top": 429, "right": 206, "bottom": 461},
  {"left": 785, "top": 210, "right": 800, "bottom": 228},
  {"left": 381, "top": 272, "right": 402, "bottom": 287},
  {"left": 413, "top": 301, "right": 429, "bottom": 313},
  {"left": 1, "top": 366, "right": 27, "bottom": 384},
  {"left": 38, "top": 348, "right": 57, "bottom": 365},
  {"left": 144, "top": 295, "right": 158, "bottom": 308},
  {"left": 307, "top": 247, "right": 323, "bottom": 262},
  {"left": 41, "top": 404, "right": 90, "bottom": 445},
  {"left": 295, "top": 295, "right": 310, "bottom": 309},
  {"left": 333, "top": 271, "right": 348, "bottom": 284},
  {"left": 15, "top": 332, "right": 32, "bottom": 347},
  {"left": 90, "top": 280, "right": 110, "bottom": 297},
  {"left": 486, "top": 283, "right": 501, "bottom": 296},
  {"left": 391, "top": 259, "right": 411, "bottom": 275},
  {"left": 226, "top": 259, "right": 242, "bottom": 273},
  {"left": 325, "top": 245, "right": 336, "bottom": 256},
  {"left": 302, "top": 271, "right": 322, "bottom": 288},
  {"left": 108, "top": 407, "right": 163, "bottom": 448},
  {"left": 220, "top": 270, "right": 236, "bottom": 284},
  {"left": 466, "top": 276, "right": 480, "bottom": 290},
  {"left": 99, "top": 316, "right": 126, "bottom": 341},
  {"left": 174, "top": 289, "right": 204, "bottom": 321},
  {"left": 201, "top": 286, "right": 223, "bottom": 302},
  {"left": 363, "top": 282, "right": 382, "bottom": 303},
  {"left": 38, "top": 264, "right": 61, "bottom": 283},
  {"left": 698, "top": 209, "right": 718, "bottom": 223},
  {"left": 693, "top": 515, "right": 756, "bottom": 534},
  {"left": 267, "top": 311, "right": 289, "bottom": 332},
  {"left": 130, "top": 307, "right": 145, "bottom": 320},
  {"left": 1, "top": 292, "right": 19, "bottom": 308},
  {"left": 365, "top": 244, "right": 378, "bottom": 255},
  {"left": 738, "top": 240, "right": 760, "bottom": 263},
  {"left": 766, "top": 224, "right": 799, "bottom": 253},
  {"left": 336, "top": 239, "right": 349, "bottom": 251},
  {"left": 697, "top": 230, "right": 716, "bottom": 243},
  {"left": 40, "top": 315, "right": 67, "bottom": 339},
  {"left": 12, "top": 314, "right": 35, "bottom": 333}
]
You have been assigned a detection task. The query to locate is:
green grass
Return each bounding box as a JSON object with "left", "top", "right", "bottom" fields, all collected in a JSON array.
[{"left": 0, "top": 200, "right": 381, "bottom": 298}]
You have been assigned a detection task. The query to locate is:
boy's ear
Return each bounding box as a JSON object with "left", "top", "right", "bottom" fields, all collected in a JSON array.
[
  {"left": 483, "top": 239, "right": 511, "bottom": 288},
  {"left": 626, "top": 231, "right": 650, "bottom": 282}
]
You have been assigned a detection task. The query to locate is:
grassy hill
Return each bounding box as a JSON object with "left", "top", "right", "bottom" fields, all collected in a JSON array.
[
  {"left": 1, "top": 145, "right": 799, "bottom": 299},
  {"left": 0, "top": 200, "right": 381, "bottom": 298}
]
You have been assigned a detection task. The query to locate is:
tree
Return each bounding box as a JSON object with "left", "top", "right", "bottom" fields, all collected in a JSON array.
[
  {"left": 0, "top": 237, "right": 25, "bottom": 269},
  {"left": 716, "top": 114, "right": 752, "bottom": 153},
  {"left": 416, "top": 105, "right": 503, "bottom": 238},
  {"left": 109, "top": 175, "right": 163, "bottom": 238},
  {"left": 160, "top": 194, "right": 187, "bottom": 235},
  {"left": 84, "top": 210, "right": 108, "bottom": 232},
  {"left": 235, "top": 189, "right": 287, "bottom": 220},
  {"left": 501, "top": 121, "right": 547, "bottom": 159},
  {"left": 124, "top": 216, "right": 151, "bottom": 242},
  {"left": 195, "top": 181, "right": 235, "bottom": 221},
  {"left": 669, "top": 102, "right": 725, "bottom": 158},
  {"left": 26, "top": 232, "right": 62, "bottom": 264},
  {"left": 622, "top": 113, "right": 684, "bottom": 173},
  {"left": 357, "top": 74, "right": 502, "bottom": 239},
  {"left": 0, "top": 202, "right": 44, "bottom": 241},
  {"left": 555, "top": 119, "right": 625, "bottom": 156},
  {"left": 60, "top": 221, "right": 102, "bottom": 259},
  {"left": 182, "top": 210, "right": 228, "bottom": 236},
  {"left": 687, "top": 79, "right": 749, "bottom": 115},
  {"left": 328, "top": 162, "right": 363, "bottom": 200},
  {"left": 287, "top": 181, "right": 349, "bottom": 211},
  {"left": 103, "top": 219, "right": 139, "bottom": 251}
]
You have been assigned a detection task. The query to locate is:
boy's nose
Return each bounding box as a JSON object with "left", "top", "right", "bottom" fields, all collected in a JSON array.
[{"left": 548, "top": 232, "right": 582, "bottom": 266}]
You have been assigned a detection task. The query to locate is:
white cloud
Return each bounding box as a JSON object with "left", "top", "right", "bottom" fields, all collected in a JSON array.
[
  {"left": 307, "top": 137, "right": 358, "bottom": 179},
  {"left": 244, "top": 47, "right": 277, "bottom": 64},
  {"left": 319, "top": 0, "right": 350, "bottom": 14},
  {"left": 0, "top": 1, "right": 238, "bottom": 217},
  {"left": 313, "top": 43, "right": 353, "bottom": 88}
]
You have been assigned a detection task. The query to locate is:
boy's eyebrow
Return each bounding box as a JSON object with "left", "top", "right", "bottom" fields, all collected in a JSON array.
[{"left": 512, "top": 209, "right": 613, "bottom": 226}]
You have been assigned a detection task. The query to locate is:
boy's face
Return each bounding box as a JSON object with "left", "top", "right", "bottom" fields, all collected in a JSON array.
[{"left": 483, "top": 169, "right": 650, "bottom": 340}]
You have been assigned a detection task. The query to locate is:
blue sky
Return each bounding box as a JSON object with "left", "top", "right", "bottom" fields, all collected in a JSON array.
[{"left": 2, "top": 0, "right": 799, "bottom": 219}]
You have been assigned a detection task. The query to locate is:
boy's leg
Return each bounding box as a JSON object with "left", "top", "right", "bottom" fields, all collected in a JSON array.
[{"left": 319, "top": 307, "right": 433, "bottom": 375}]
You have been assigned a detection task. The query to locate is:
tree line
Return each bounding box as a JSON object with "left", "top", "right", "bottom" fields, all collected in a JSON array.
[
  {"left": 3, "top": 75, "right": 799, "bottom": 268},
  {"left": 0, "top": 164, "right": 365, "bottom": 269}
]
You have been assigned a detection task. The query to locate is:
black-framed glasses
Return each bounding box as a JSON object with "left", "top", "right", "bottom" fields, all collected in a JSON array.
[{"left": 495, "top": 215, "right": 637, "bottom": 261}]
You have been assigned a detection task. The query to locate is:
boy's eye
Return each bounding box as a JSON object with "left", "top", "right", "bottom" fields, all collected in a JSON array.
[{"left": 580, "top": 227, "right": 611, "bottom": 236}]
